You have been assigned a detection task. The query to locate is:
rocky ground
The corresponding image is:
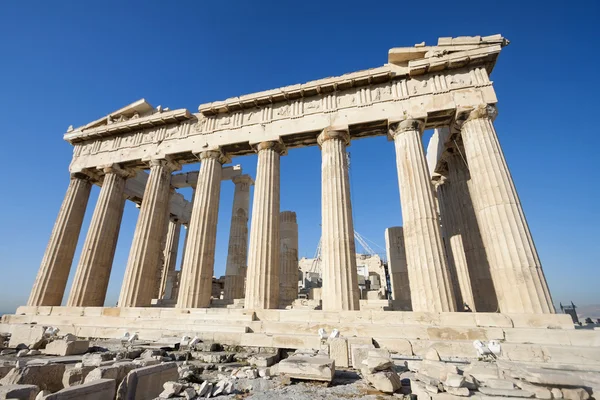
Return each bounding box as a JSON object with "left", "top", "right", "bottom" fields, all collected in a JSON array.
[{"left": 0, "top": 327, "right": 597, "bottom": 400}]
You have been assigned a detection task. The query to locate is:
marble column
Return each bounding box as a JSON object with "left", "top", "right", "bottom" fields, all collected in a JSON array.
[
  {"left": 460, "top": 104, "right": 554, "bottom": 313},
  {"left": 28, "top": 173, "right": 92, "bottom": 306},
  {"left": 244, "top": 141, "right": 284, "bottom": 309},
  {"left": 158, "top": 217, "right": 181, "bottom": 299},
  {"left": 435, "top": 175, "right": 476, "bottom": 311},
  {"left": 177, "top": 151, "right": 228, "bottom": 309},
  {"left": 279, "top": 211, "right": 299, "bottom": 307},
  {"left": 223, "top": 175, "right": 253, "bottom": 300},
  {"left": 384, "top": 227, "right": 412, "bottom": 311},
  {"left": 318, "top": 128, "right": 360, "bottom": 311},
  {"left": 67, "top": 165, "right": 131, "bottom": 307},
  {"left": 444, "top": 150, "right": 498, "bottom": 312},
  {"left": 389, "top": 118, "right": 456, "bottom": 312},
  {"left": 119, "top": 159, "right": 179, "bottom": 307}
]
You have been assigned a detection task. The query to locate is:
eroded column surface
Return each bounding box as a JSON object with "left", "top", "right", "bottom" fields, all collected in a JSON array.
[
  {"left": 67, "top": 165, "right": 131, "bottom": 307},
  {"left": 223, "top": 175, "right": 253, "bottom": 301},
  {"left": 319, "top": 128, "right": 360, "bottom": 311},
  {"left": 444, "top": 151, "right": 498, "bottom": 312},
  {"left": 244, "top": 142, "right": 283, "bottom": 309},
  {"left": 460, "top": 105, "right": 554, "bottom": 313},
  {"left": 158, "top": 217, "right": 181, "bottom": 299},
  {"left": 436, "top": 176, "right": 476, "bottom": 311},
  {"left": 390, "top": 119, "right": 456, "bottom": 312},
  {"left": 119, "top": 159, "right": 179, "bottom": 307},
  {"left": 28, "top": 174, "right": 92, "bottom": 306},
  {"left": 177, "top": 151, "right": 227, "bottom": 309},
  {"left": 384, "top": 227, "right": 411, "bottom": 311},
  {"left": 280, "top": 211, "right": 299, "bottom": 307}
]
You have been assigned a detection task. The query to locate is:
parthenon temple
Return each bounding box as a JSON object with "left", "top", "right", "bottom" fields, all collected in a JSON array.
[{"left": 6, "top": 35, "right": 590, "bottom": 365}]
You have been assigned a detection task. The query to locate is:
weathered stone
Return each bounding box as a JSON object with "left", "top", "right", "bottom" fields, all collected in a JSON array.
[
  {"left": 84, "top": 362, "right": 136, "bottom": 386},
  {"left": 62, "top": 366, "right": 95, "bottom": 387},
  {"left": 478, "top": 386, "right": 535, "bottom": 398},
  {"left": 0, "top": 384, "right": 40, "bottom": 400},
  {"left": 444, "top": 373, "right": 465, "bottom": 388},
  {"left": 27, "top": 350, "right": 42, "bottom": 356},
  {"left": 514, "top": 381, "right": 552, "bottom": 400},
  {"left": 463, "top": 362, "right": 498, "bottom": 381},
  {"left": 362, "top": 350, "right": 393, "bottom": 373},
  {"left": 278, "top": 356, "right": 335, "bottom": 382},
  {"left": 8, "top": 325, "right": 46, "bottom": 350},
  {"left": 411, "top": 380, "right": 432, "bottom": 400},
  {"left": 81, "top": 352, "right": 115, "bottom": 367},
  {"left": 419, "top": 360, "right": 459, "bottom": 382},
  {"left": 116, "top": 362, "right": 178, "bottom": 400},
  {"left": 17, "top": 350, "right": 29, "bottom": 357},
  {"left": 551, "top": 388, "right": 563, "bottom": 399},
  {"left": 425, "top": 348, "right": 441, "bottom": 361},
  {"left": 43, "top": 379, "right": 116, "bottom": 400},
  {"left": 159, "top": 381, "right": 183, "bottom": 398},
  {"left": 328, "top": 338, "right": 349, "bottom": 368},
  {"left": 561, "top": 389, "right": 590, "bottom": 400},
  {"left": 196, "top": 381, "right": 212, "bottom": 397},
  {"left": 245, "top": 368, "right": 258, "bottom": 379},
  {"left": 45, "top": 340, "right": 89, "bottom": 356},
  {"left": 0, "top": 365, "right": 13, "bottom": 379},
  {"left": 350, "top": 344, "right": 376, "bottom": 368},
  {"left": 181, "top": 387, "right": 195, "bottom": 399},
  {"left": 445, "top": 387, "right": 470, "bottom": 396},
  {"left": 35, "top": 390, "right": 51, "bottom": 400},
  {"left": 364, "top": 370, "right": 402, "bottom": 393},
  {"left": 485, "top": 378, "right": 515, "bottom": 390},
  {"left": 0, "top": 364, "right": 66, "bottom": 392},
  {"left": 248, "top": 353, "right": 278, "bottom": 367}
]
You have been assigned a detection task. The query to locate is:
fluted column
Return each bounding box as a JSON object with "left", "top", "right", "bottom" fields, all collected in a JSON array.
[
  {"left": 119, "top": 159, "right": 179, "bottom": 307},
  {"left": 28, "top": 174, "right": 92, "bottom": 306},
  {"left": 244, "top": 142, "right": 284, "bottom": 309},
  {"left": 384, "top": 227, "right": 411, "bottom": 311},
  {"left": 389, "top": 118, "right": 456, "bottom": 312},
  {"left": 224, "top": 175, "right": 253, "bottom": 300},
  {"left": 280, "top": 211, "right": 299, "bottom": 307},
  {"left": 436, "top": 176, "right": 476, "bottom": 311},
  {"left": 445, "top": 151, "right": 498, "bottom": 312},
  {"left": 459, "top": 104, "right": 554, "bottom": 313},
  {"left": 318, "top": 128, "right": 360, "bottom": 311},
  {"left": 177, "top": 151, "right": 228, "bottom": 309},
  {"left": 67, "top": 165, "right": 131, "bottom": 307},
  {"left": 158, "top": 217, "right": 181, "bottom": 299}
]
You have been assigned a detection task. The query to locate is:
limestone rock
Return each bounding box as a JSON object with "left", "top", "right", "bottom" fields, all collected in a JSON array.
[
  {"left": 8, "top": 325, "right": 46, "bottom": 350},
  {"left": 561, "top": 388, "right": 590, "bottom": 400},
  {"left": 350, "top": 344, "right": 375, "bottom": 367},
  {"left": 62, "top": 366, "right": 95, "bottom": 387},
  {"left": 419, "top": 360, "right": 459, "bottom": 382},
  {"left": 0, "top": 384, "right": 40, "bottom": 400},
  {"left": 478, "top": 386, "right": 535, "bottom": 398},
  {"left": 514, "top": 381, "right": 552, "bottom": 399},
  {"left": 17, "top": 349, "right": 29, "bottom": 357},
  {"left": 444, "top": 373, "right": 465, "bottom": 388},
  {"left": 159, "top": 381, "right": 183, "bottom": 398},
  {"left": 328, "top": 338, "right": 349, "bottom": 368},
  {"left": 44, "top": 340, "right": 89, "bottom": 356},
  {"left": 195, "top": 381, "right": 212, "bottom": 397},
  {"left": 116, "top": 362, "right": 178, "bottom": 400},
  {"left": 463, "top": 362, "right": 498, "bottom": 381},
  {"left": 181, "top": 387, "right": 196, "bottom": 399},
  {"left": 364, "top": 370, "right": 402, "bottom": 393},
  {"left": 278, "top": 356, "right": 335, "bottom": 382},
  {"left": 35, "top": 390, "right": 51, "bottom": 400},
  {"left": 362, "top": 349, "right": 393, "bottom": 373},
  {"left": 551, "top": 388, "right": 563, "bottom": 399},
  {"left": 446, "top": 386, "right": 470, "bottom": 396},
  {"left": 248, "top": 353, "right": 278, "bottom": 367},
  {"left": 411, "top": 380, "right": 432, "bottom": 400},
  {"left": 84, "top": 361, "right": 136, "bottom": 386},
  {"left": 0, "top": 364, "right": 66, "bottom": 392},
  {"left": 43, "top": 378, "right": 116, "bottom": 400},
  {"left": 81, "top": 352, "right": 115, "bottom": 367},
  {"left": 484, "top": 378, "right": 515, "bottom": 390},
  {"left": 425, "top": 348, "right": 441, "bottom": 361}
]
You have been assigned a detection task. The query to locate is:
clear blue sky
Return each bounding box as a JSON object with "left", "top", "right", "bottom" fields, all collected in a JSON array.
[{"left": 1, "top": 1, "right": 598, "bottom": 313}]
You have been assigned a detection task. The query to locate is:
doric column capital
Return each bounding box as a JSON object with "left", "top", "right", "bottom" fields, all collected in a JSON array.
[
  {"left": 253, "top": 141, "right": 287, "bottom": 155},
  {"left": 456, "top": 104, "right": 498, "bottom": 125},
  {"left": 388, "top": 117, "right": 424, "bottom": 138},
  {"left": 317, "top": 126, "right": 350, "bottom": 147},
  {"left": 280, "top": 210, "right": 297, "bottom": 223},
  {"left": 232, "top": 174, "right": 254, "bottom": 187},
  {"left": 198, "top": 150, "right": 231, "bottom": 164},
  {"left": 98, "top": 163, "right": 137, "bottom": 179},
  {"left": 146, "top": 157, "right": 182, "bottom": 173},
  {"left": 70, "top": 172, "right": 93, "bottom": 182}
]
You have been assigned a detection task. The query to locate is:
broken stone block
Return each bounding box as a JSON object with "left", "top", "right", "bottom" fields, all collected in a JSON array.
[
  {"left": 349, "top": 343, "right": 375, "bottom": 367},
  {"left": 84, "top": 361, "right": 136, "bottom": 386},
  {"left": 364, "top": 370, "right": 402, "bottom": 393},
  {"left": 462, "top": 362, "right": 498, "bottom": 381},
  {"left": 8, "top": 326, "right": 46, "bottom": 350},
  {"left": 278, "top": 356, "right": 334, "bottom": 382},
  {"left": 328, "top": 337, "right": 349, "bottom": 368},
  {"left": 561, "top": 388, "right": 590, "bottom": 400},
  {"left": 478, "top": 386, "right": 535, "bottom": 398},
  {"left": 43, "top": 378, "right": 116, "bottom": 400},
  {"left": 181, "top": 387, "right": 195, "bottom": 399},
  {"left": 116, "top": 362, "right": 178, "bottom": 400},
  {"left": 0, "top": 364, "right": 66, "bottom": 392},
  {"left": 410, "top": 380, "right": 432, "bottom": 400},
  {"left": 195, "top": 381, "right": 212, "bottom": 397},
  {"left": 352, "top": 347, "right": 387, "bottom": 371},
  {"left": 445, "top": 386, "right": 470, "bottom": 396},
  {"left": 35, "top": 390, "right": 51, "bottom": 400},
  {"left": 191, "top": 351, "right": 233, "bottom": 364},
  {"left": 444, "top": 373, "right": 465, "bottom": 388},
  {"left": 0, "top": 384, "right": 40, "bottom": 400},
  {"left": 62, "top": 366, "right": 95, "bottom": 387},
  {"left": 362, "top": 349, "right": 393, "bottom": 373},
  {"left": 81, "top": 352, "right": 115, "bottom": 367},
  {"left": 44, "top": 340, "right": 89, "bottom": 356},
  {"left": 551, "top": 388, "right": 563, "bottom": 399},
  {"left": 248, "top": 352, "right": 278, "bottom": 367},
  {"left": 484, "top": 378, "right": 515, "bottom": 390},
  {"left": 419, "top": 360, "right": 459, "bottom": 382},
  {"left": 159, "top": 381, "right": 183, "bottom": 398},
  {"left": 27, "top": 350, "right": 42, "bottom": 356},
  {"left": 17, "top": 349, "right": 29, "bottom": 357},
  {"left": 245, "top": 368, "right": 258, "bottom": 379},
  {"left": 514, "top": 381, "right": 552, "bottom": 399}
]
